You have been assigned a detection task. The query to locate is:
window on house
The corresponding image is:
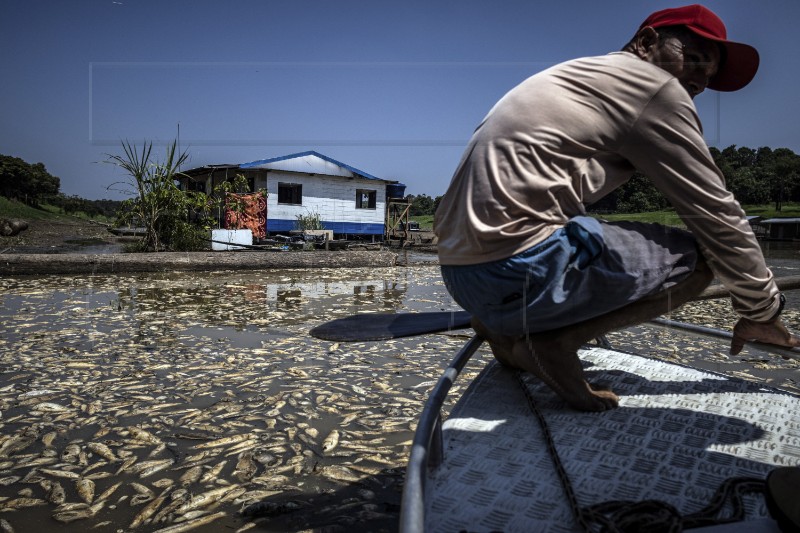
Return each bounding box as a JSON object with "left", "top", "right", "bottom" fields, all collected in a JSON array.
[
  {"left": 356, "top": 189, "right": 377, "bottom": 209},
  {"left": 278, "top": 183, "right": 302, "bottom": 205},
  {"left": 186, "top": 179, "right": 206, "bottom": 193}
]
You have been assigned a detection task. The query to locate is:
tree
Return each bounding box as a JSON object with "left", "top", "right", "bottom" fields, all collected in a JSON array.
[
  {"left": 766, "top": 148, "right": 800, "bottom": 211},
  {"left": 0, "top": 154, "right": 60, "bottom": 205},
  {"left": 107, "top": 140, "right": 206, "bottom": 251},
  {"left": 408, "top": 194, "right": 435, "bottom": 216},
  {"left": 433, "top": 195, "right": 443, "bottom": 213},
  {"left": 726, "top": 167, "right": 770, "bottom": 205},
  {"left": 607, "top": 172, "right": 668, "bottom": 213}
]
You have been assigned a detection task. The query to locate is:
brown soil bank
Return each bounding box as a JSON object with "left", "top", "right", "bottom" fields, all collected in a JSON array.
[{"left": 0, "top": 250, "right": 398, "bottom": 275}]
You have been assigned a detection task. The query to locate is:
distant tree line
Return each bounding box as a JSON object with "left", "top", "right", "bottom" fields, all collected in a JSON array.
[
  {"left": 405, "top": 193, "right": 442, "bottom": 216},
  {"left": 405, "top": 145, "right": 800, "bottom": 217},
  {"left": 0, "top": 154, "right": 60, "bottom": 206},
  {"left": 589, "top": 145, "right": 800, "bottom": 213},
  {"left": 49, "top": 195, "right": 122, "bottom": 218},
  {"left": 1, "top": 153, "right": 121, "bottom": 218}
]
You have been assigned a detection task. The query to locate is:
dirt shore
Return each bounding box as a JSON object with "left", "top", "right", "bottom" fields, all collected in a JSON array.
[
  {"left": 0, "top": 216, "right": 117, "bottom": 254},
  {"left": 0, "top": 217, "right": 411, "bottom": 274}
]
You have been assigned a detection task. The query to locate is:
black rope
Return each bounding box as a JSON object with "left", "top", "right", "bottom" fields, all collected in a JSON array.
[{"left": 515, "top": 370, "right": 766, "bottom": 533}]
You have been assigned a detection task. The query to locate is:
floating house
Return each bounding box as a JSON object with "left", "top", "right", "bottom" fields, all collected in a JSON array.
[
  {"left": 757, "top": 217, "right": 800, "bottom": 241},
  {"left": 179, "top": 151, "right": 406, "bottom": 239}
]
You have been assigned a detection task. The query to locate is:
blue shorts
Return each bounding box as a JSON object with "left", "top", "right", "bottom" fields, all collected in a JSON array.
[{"left": 440, "top": 216, "right": 698, "bottom": 336}]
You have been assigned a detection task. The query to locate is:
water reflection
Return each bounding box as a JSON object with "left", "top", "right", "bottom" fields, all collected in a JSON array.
[{"left": 0, "top": 266, "right": 475, "bottom": 532}]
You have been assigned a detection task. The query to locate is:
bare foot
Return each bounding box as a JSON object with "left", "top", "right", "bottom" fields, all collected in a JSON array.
[{"left": 513, "top": 337, "right": 619, "bottom": 412}]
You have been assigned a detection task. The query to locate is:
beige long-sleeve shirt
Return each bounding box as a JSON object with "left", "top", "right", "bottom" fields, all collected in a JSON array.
[{"left": 434, "top": 51, "right": 780, "bottom": 321}]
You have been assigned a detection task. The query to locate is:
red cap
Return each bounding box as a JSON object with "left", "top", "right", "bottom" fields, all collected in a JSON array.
[{"left": 639, "top": 4, "right": 759, "bottom": 91}]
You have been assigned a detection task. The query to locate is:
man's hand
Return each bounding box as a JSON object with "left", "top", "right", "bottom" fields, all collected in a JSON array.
[{"left": 730, "top": 317, "right": 800, "bottom": 355}]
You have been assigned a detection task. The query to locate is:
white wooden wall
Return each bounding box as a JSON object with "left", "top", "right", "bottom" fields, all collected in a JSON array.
[{"left": 256, "top": 171, "right": 386, "bottom": 227}]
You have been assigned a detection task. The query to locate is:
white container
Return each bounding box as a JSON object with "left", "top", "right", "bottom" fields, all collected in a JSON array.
[{"left": 211, "top": 229, "right": 253, "bottom": 251}]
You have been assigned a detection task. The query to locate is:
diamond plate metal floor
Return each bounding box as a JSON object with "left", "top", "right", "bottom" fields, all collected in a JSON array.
[{"left": 425, "top": 347, "right": 800, "bottom": 532}]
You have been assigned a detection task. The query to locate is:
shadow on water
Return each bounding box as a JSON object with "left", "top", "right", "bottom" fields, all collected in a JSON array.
[{"left": 236, "top": 468, "right": 404, "bottom": 532}]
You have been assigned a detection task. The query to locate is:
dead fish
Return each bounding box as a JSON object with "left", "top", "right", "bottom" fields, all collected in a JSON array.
[
  {"left": 199, "top": 461, "right": 227, "bottom": 485},
  {"left": 151, "top": 497, "right": 187, "bottom": 525},
  {"left": 115, "top": 455, "right": 138, "bottom": 475},
  {"left": 52, "top": 500, "right": 105, "bottom": 524},
  {"left": 322, "top": 430, "right": 340, "bottom": 454},
  {"left": 87, "top": 442, "right": 117, "bottom": 462},
  {"left": 149, "top": 510, "right": 226, "bottom": 533},
  {"left": 41, "top": 431, "right": 58, "bottom": 447},
  {"left": 176, "top": 485, "right": 239, "bottom": 514},
  {"left": 147, "top": 443, "right": 168, "bottom": 459},
  {"left": 76, "top": 478, "right": 95, "bottom": 503},
  {"left": 85, "top": 470, "right": 114, "bottom": 481},
  {"left": 38, "top": 468, "right": 80, "bottom": 480},
  {"left": 232, "top": 489, "right": 281, "bottom": 505},
  {"left": 351, "top": 385, "right": 369, "bottom": 396},
  {"left": 341, "top": 413, "right": 360, "bottom": 425},
  {"left": 320, "top": 465, "right": 363, "bottom": 483},
  {"left": 286, "top": 368, "right": 309, "bottom": 378},
  {"left": 32, "top": 402, "right": 70, "bottom": 413},
  {"left": 178, "top": 465, "right": 203, "bottom": 486},
  {"left": 126, "top": 427, "right": 163, "bottom": 445},
  {"left": 0, "top": 430, "right": 38, "bottom": 457},
  {"left": 92, "top": 427, "right": 111, "bottom": 439},
  {"left": 0, "top": 497, "right": 46, "bottom": 511},
  {"left": 95, "top": 481, "right": 122, "bottom": 502},
  {"left": 10, "top": 456, "right": 56, "bottom": 469},
  {"left": 61, "top": 443, "right": 81, "bottom": 463},
  {"left": 129, "top": 489, "right": 168, "bottom": 529},
  {"left": 132, "top": 459, "right": 174, "bottom": 478},
  {"left": 0, "top": 518, "right": 13, "bottom": 533},
  {"left": 233, "top": 452, "right": 258, "bottom": 482},
  {"left": 222, "top": 439, "right": 259, "bottom": 457},
  {"left": 43, "top": 480, "right": 66, "bottom": 505},
  {"left": 192, "top": 434, "right": 251, "bottom": 450},
  {"left": 129, "top": 483, "right": 155, "bottom": 506},
  {"left": 16, "top": 389, "right": 57, "bottom": 401}
]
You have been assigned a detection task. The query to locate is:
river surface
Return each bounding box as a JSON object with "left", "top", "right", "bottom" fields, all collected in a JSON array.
[
  {"left": 0, "top": 263, "right": 492, "bottom": 532},
  {"left": 0, "top": 244, "right": 799, "bottom": 532}
]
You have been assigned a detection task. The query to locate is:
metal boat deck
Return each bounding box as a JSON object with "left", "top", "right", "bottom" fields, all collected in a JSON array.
[{"left": 402, "top": 338, "right": 800, "bottom": 532}]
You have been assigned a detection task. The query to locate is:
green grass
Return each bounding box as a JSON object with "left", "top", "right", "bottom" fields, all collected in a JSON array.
[
  {"left": 411, "top": 211, "right": 687, "bottom": 230},
  {"left": 593, "top": 210, "right": 686, "bottom": 227},
  {"left": 598, "top": 203, "right": 800, "bottom": 227},
  {"left": 0, "top": 196, "right": 58, "bottom": 220},
  {"left": 740, "top": 203, "right": 800, "bottom": 219},
  {"left": 409, "top": 214, "right": 434, "bottom": 230},
  {"left": 411, "top": 203, "right": 800, "bottom": 232},
  {"left": 0, "top": 197, "right": 112, "bottom": 223}
]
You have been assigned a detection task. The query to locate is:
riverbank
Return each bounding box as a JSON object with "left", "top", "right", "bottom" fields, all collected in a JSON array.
[
  {"left": 0, "top": 250, "right": 400, "bottom": 275},
  {"left": 0, "top": 215, "right": 117, "bottom": 254}
]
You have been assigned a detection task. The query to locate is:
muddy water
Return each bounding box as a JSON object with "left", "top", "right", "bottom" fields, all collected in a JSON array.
[
  {"left": 0, "top": 265, "right": 493, "bottom": 532},
  {"left": 1, "top": 246, "right": 799, "bottom": 532}
]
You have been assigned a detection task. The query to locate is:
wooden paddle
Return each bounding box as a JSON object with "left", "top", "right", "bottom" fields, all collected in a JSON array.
[
  {"left": 310, "top": 310, "right": 472, "bottom": 341},
  {"left": 309, "top": 275, "right": 800, "bottom": 342}
]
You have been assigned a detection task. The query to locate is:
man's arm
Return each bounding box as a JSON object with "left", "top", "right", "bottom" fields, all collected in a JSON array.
[{"left": 618, "top": 81, "right": 798, "bottom": 353}]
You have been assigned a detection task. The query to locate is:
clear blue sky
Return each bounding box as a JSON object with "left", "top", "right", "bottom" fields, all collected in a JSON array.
[{"left": 2, "top": 0, "right": 799, "bottom": 201}]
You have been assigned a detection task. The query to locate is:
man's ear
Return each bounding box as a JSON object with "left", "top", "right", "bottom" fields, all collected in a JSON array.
[{"left": 632, "top": 26, "right": 659, "bottom": 60}]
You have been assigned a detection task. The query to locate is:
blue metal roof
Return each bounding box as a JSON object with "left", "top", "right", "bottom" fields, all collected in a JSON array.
[
  {"left": 240, "top": 150, "right": 384, "bottom": 181},
  {"left": 761, "top": 218, "right": 800, "bottom": 224}
]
